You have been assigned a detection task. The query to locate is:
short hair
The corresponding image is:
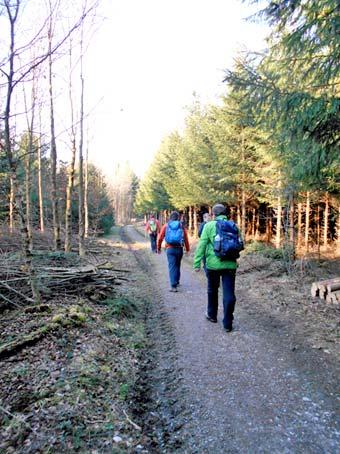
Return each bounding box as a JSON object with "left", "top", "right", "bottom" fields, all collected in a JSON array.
[
  {"left": 203, "top": 213, "right": 211, "bottom": 222},
  {"left": 169, "top": 211, "right": 180, "bottom": 221},
  {"left": 212, "top": 204, "right": 226, "bottom": 216}
]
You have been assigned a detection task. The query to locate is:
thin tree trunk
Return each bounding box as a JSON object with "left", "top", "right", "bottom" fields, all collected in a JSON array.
[
  {"left": 255, "top": 211, "right": 260, "bottom": 240},
  {"left": 48, "top": 7, "right": 61, "bottom": 250},
  {"left": 337, "top": 204, "right": 340, "bottom": 252},
  {"left": 65, "top": 40, "right": 77, "bottom": 252},
  {"left": 297, "top": 202, "right": 302, "bottom": 250},
  {"left": 188, "top": 206, "right": 193, "bottom": 232},
  {"left": 305, "top": 191, "right": 310, "bottom": 252},
  {"left": 3, "top": 1, "right": 40, "bottom": 302},
  {"left": 84, "top": 143, "right": 89, "bottom": 238},
  {"left": 276, "top": 195, "right": 282, "bottom": 249},
  {"left": 266, "top": 207, "right": 272, "bottom": 244},
  {"left": 78, "top": 28, "right": 85, "bottom": 256},
  {"left": 9, "top": 176, "right": 15, "bottom": 232},
  {"left": 23, "top": 71, "right": 36, "bottom": 252},
  {"left": 193, "top": 206, "right": 198, "bottom": 238},
  {"left": 237, "top": 205, "right": 241, "bottom": 227},
  {"left": 289, "top": 193, "right": 295, "bottom": 260},
  {"left": 251, "top": 208, "right": 256, "bottom": 238},
  {"left": 316, "top": 204, "right": 321, "bottom": 259},
  {"left": 323, "top": 192, "right": 329, "bottom": 247},
  {"left": 241, "top": 188, "right": 246, "bottom": 239},
  {"left": 24, "top": 140, "right": 33, "bottom": 252},
  {"left": 37, "top": 115, "right": 44, "bottom": 232}
]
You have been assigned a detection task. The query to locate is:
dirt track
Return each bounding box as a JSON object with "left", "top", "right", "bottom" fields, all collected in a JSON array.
[{"left": 124, "top": 225, "right": 340, "bottom": 453}]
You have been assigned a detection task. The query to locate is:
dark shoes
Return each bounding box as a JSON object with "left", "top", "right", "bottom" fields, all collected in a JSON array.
[
  {"left": 205, "top": 313, "right": 217, "bottom": 323},
  {"left": 224, "top": 326, "right": 232, "bottom": 333},
  {"left": 169, "top": 287, "right": 178, "bottom": 292}
]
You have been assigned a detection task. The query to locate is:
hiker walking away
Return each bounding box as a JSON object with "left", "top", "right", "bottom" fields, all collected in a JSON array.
[
  {"left": 193, "top": 204, "right": 243, "bottom": 332},
  {"left": 198, "top": 212, "right": 211, "bottom": 275},
  {"left": 145, "top": 215, "right": 160, "bottom": 253},
  {"left": 157, "top": 211, "right": 190, "bottom": 292}
]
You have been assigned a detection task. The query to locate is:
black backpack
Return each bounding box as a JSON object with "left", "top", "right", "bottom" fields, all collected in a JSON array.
[{"left": 213, "top": 219, "right": 244, "bottom": 260}]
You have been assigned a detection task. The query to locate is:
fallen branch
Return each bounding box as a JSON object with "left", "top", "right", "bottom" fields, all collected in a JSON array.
[
  {"left": 0, "top": 323, "right": 60, "bottom": 360},
  {"left": 0, "top": 281, "right": 35, "bottom": 303}
]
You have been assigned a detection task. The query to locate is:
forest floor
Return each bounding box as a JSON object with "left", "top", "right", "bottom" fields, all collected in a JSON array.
[{"left": 0, "top": 226, "right": 339, "bottom": 453}]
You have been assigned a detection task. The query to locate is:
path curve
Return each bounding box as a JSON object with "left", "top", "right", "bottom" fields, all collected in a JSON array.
[{"left": 125, "top": 226, "right": 339, "bottom": 453}]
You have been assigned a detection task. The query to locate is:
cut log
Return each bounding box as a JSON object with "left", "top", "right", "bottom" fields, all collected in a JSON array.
[
  {"left": 331, "top": 290, "right": 340, "bottom": 302},
  {"left": 311, "top": 282, "right": 319, "bottom": 297},
  {"left": 326, "top": 282, "right": 340, "bottom": 294},
  {"left": 311, "top": 277, "right": 340, "bottom": 300}
]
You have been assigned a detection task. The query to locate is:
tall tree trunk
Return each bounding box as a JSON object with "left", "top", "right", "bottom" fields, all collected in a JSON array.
[
  {"left": 275, "top": 195, "right": 282, "bottom": 249},
  {"left": 323, "top": 192, "right": 329, "bottom": 247},
  {"left": 255, "top": 211, "right": 260, "bottom": 240},
  {"left": 9, "top": 176, "right": 15, "bottom": 232},
  {"left": 316, "top": 204, "right": 321, "bottom": 259},
  {"left": 84, "top": 143, "right": 89, "bottom": 238},
  {"left": 37, "top": 117, "right": 44, "bottom": 232},
  {"left": 23, "top": 70, "right": 36, "bottom": 252},
  {"left": 266, "top": 207, "right": 272, "bottom": 244},
  {"left": 241, "top": 188, "right": 246, "bottom": 239},
  {"left": 78, "top": 29, "right": 85, "bottom": 256},
  {"left": 289, "top": 194, "right": 295, "bottom": 244},
  {"left": 251, "top": 208, "right": 256, "bottom": 238},
  {"left": 237, "top": 205, "right": 241, "bottom": 227},
  {"left": 65, "top": 41, "right": 77, "bottom": 253},
  {"left": 188, "top": 206, "right": 193, "bottom": 232},
  {"left": 3, "top": 1, "right": 40, "bottom": 302},
  {"left": 297, "top": 201, "right": 302, "bottom": 250},
  {"left": 193, "top": 206, "right": 198, "bottom": 238},
  {"left": 337, "top": 204, "right": 340, "bottom": 252},
  {"left": 305, "top": 191, "right": 310, "bottom": 252},
  {"left": 289, "top": 193, "right": 295, "bottom": 260},
  {"left": 24, "top": 140, "right": 33, "bottom": 252},
  {"left": 48, "top": 9, "right": 61, "bottom": 250}
]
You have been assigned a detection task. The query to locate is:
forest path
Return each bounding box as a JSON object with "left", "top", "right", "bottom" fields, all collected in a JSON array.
[{"left": 123, "top": 225, "right": 339, "bottom": 454}]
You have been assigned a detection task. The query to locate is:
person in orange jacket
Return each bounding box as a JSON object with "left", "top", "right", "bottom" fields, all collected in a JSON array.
[
  {"left": 157, "top": 211, "right": 190, "bottom": 292},
  {"left": 145, "top": 215, "right": 161, "bottom": 252}
]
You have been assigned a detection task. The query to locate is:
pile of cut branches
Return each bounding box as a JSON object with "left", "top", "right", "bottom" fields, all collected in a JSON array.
[{"left": 0, "top": 252, "right": 130, "bottom": 311}]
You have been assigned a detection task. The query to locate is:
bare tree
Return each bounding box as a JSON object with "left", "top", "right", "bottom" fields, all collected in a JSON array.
[
  {"left": 2, "top": 0, "right": 41, "bottom": 301},
  {"left": 48, "top": 0, "right": 61, "bottom": 250},
  {"left": 64, "top": 38, "right": 77, "bottom": 252},
  {"left": 78, "top": 23, "right": 85, "bottom": 256}
]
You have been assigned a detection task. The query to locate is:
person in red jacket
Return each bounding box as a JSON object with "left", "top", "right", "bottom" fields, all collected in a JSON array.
[
  {"left": 145, "top": 215, "right": 160, "bottom": 252},
  {"left": 157, "top": 211, "right": 190, "bottom": 292}
]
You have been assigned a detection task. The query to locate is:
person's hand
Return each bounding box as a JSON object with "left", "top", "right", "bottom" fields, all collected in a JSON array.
[{"left": 194, "top": 268, "right": 200, "bottom": 273}]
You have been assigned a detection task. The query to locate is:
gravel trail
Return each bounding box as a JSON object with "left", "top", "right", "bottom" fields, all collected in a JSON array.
[{"left": 125, "top": 226, "right": 340, "bottom": 454}]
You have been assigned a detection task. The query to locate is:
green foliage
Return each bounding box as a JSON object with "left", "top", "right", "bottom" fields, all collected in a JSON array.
[
  {"left": 245, "top": 240, "right": 285, "bottom": 259},
  {"left": 102, "top": 297, "right": 138, "bottom": 319},
  {"left": 226, "top": 1, "right": 340, "bottom": 193},
  {"left": 98, "top": 213, "right": 114, "bottom": 235}
]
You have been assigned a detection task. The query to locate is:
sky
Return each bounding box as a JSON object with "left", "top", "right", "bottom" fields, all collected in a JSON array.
[{"left": 84, "top": 0, "right": 269, "bottom": 178}]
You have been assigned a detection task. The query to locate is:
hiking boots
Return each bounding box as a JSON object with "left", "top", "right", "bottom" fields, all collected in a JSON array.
[{"left": 205, "top": 313, "right": 217, "bottom": 323}]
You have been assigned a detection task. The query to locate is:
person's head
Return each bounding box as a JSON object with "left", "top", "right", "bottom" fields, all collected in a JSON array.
[
  {"left": 169, "top": 211, "right": 180, "bottom": 221},
  {"left": 203, "top": 213, "right": 211, "bottom": 223},
  {"left": 149, "top": 215, "right": 155, "bottom": 220},
  {"left": 212, "top": 203, "right": 226, "bottom": 217}
]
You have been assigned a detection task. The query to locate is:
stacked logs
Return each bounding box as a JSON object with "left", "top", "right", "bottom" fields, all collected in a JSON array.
[{"left": 311, "top": 278, "right": 340, "bottom": 303}]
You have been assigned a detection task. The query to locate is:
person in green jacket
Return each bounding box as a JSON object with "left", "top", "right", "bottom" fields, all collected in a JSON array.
[{"left": 193, "top": 203, "right": 239, "bottom": 332}]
